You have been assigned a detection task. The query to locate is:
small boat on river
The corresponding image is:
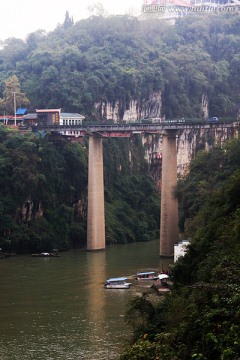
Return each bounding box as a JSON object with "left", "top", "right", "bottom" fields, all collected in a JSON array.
[
  {"left": 104, "top": 277, "right": 132, "bottom": 289},
  {"left": 136, "top": 271, "right": 159, "bottom": 281},
  {"left": 32, "top": 252, "right": 60, "bottom": 257}
]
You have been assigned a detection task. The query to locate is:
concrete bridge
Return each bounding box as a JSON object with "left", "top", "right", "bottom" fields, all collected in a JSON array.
[{"left": 35, "top": 121, "right": 239, "bottom": 257}]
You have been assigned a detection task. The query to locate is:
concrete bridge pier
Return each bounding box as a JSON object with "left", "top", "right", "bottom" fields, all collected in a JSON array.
[
  {"left": 160, "top": 130, "right": 179, "bottom": 257},
  {"left": 87, "top": 136, "right": 106, "bottom": 250}
]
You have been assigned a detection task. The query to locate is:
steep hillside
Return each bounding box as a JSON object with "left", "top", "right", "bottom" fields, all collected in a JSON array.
[
  {"left": 120, "top": 138, "right": 240, "bottom": 359},
  {"left": 0, "top": 126, "right": 159, "bottom": 253},
  {"left": 0, "top": 13, "right": 240, "bottom": 120}
]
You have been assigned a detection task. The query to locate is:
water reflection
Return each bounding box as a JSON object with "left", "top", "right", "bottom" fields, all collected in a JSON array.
[
  {"left": 0, "top": 240, "right": 173, "bottom": 360},
  {"left": 85, "top": 251, "right": 107, "bottom": 354}
]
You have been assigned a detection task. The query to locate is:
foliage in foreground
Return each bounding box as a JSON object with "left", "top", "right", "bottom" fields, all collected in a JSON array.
[{"left": 120, "top": 138, "right": 240, "bottom": 359}]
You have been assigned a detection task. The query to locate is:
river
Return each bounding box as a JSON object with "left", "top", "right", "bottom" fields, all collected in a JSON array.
[{"left": 0, "top": 240, "right": 172, "bottom": 360}]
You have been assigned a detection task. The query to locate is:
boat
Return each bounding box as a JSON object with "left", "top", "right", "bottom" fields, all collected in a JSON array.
[
  {"left": 104, "top": 277, "right": 132, "bottom": 289},
  {"left": 136, "top": 271, "right": 159, "bottom": 281},
  {"left": 32, "top": 252, "right": 60, "bottom": 257},
  {"left": 158, "top": 273, "right": 170, "bottom": 286},
  {"left": 158, "top": 273, "right": 169, "bottom": 280}
]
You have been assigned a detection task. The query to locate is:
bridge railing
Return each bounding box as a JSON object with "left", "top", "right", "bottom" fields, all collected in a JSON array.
[{"left": 32, "top": 120, "right": 239, "bottom": 134}]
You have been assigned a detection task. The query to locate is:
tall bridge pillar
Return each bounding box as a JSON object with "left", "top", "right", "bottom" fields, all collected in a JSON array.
[
  {"left": 87, "top": 136, "right": 106, "bottom": 250},
  {"left": 160, "top": 130, "right": 179, "bottom": 257}
]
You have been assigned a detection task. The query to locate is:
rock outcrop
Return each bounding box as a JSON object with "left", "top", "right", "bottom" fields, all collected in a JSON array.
[{"left": 94, "top": 91, "right": 163, "bottom": 122}]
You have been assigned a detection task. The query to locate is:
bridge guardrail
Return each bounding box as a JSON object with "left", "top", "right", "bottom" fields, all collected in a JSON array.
[{"left": 33, "top": 120, "right": 239, "bottom": 134}]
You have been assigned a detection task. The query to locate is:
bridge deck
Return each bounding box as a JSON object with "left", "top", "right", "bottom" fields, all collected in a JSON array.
[{"left": 34, "top": 121, "right": 239, "bottom": 136}]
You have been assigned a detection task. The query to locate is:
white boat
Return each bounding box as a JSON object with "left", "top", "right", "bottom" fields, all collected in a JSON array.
[
  {"left": 104, "top": 277, "right": 132, "bottom": 289},
  {"left": 158, "top": 274, "right": 169, "bottom": 280},
  {"left": 136, "top": 271, "right": 159, "bottom": 281}
]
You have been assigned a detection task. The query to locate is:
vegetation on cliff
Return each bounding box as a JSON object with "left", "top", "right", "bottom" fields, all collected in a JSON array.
[
  {"left": 0, "top": 13, "right": 240, "bottom": 119},
  {"left": 0, "top": 10, "right": 239, "bottom": 357},
  {"left": 0, "top": 126, "right": 159, "bottom": 253},
  {"left": 120, "top": 138, "right": 240, "bottom": 359}
]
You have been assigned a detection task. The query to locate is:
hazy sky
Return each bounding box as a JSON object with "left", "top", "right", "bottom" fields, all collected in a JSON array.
[{"left": 0, "top": 0, "right": 143, "bottom": 42}]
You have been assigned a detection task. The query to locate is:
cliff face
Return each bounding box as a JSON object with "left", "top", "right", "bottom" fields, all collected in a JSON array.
[
  {"left": 142, "top": 125, "right": 238, "bottom": 188},
  {"left": 94, "top": 91, "right": 213, "bottom": 123},
  {"left": 201, "top": 94, "right": 209, "bottom": 120},
  {"left": 94, "top": 91, "right": 163, "bottom": 122},
  {"left": 176, "top": 126, "right": 238, "bottom": 173}
]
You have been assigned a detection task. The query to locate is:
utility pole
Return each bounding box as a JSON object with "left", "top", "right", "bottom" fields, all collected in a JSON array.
[{"left": 12, "top": 91, "right": 16, "bottom": 126}]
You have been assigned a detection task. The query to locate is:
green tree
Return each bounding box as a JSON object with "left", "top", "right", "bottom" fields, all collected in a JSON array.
[
  {"left": 63, "top": 11, "right": 74, "bottom": 29},
  {"left": 0, "top": 75, "right": 29, "bottom": 114}
]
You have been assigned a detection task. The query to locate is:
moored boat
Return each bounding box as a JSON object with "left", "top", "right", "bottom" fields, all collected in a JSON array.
[
  {"left": 104, "top": 277, "right": 132, "bottom": 289},
  {"left": 32, "top": 252, "right": 60, "bottom": 257},
  {"left": 136, "top": 271, "right": 159, "bottom": 281}
]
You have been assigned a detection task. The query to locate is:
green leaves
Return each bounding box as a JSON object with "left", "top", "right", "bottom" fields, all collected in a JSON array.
[
  {"left": 0, "top": 75, "right": 29, "bottom": 114},
  {"left": 2, "top": 13, "right": 240, "bottom": 118},
  {"left": 122, "top": 137, "right": 240, "bottom": 359},
  {"left": 0, "top": 127, "right": 158, "bottom": 252},
  {"left": 0, "top": 129, "right": 87, "bottom": 252},
  {"left": 102, "top": 137, "right": 159, "bottom": 245}
]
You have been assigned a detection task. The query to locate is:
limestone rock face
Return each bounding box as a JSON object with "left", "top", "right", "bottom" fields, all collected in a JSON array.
[
  {"left": 201, "top": 94, "right": 208, "bottom": 120},
  {"left": 94, "top": 91, "right": 163, "bottom": 122},
  {"left": 142, "top": 125, "right": 238, "bottom": 188}
]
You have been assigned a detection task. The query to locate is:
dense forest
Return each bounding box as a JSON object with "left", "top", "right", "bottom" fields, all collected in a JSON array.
[
  {"left": 120, "top": 138, "right": 240, "bottom": 359},
  {"left": 0, "top": 12, "right": 240, "bottom": 119},
  {"left": 0, "top": 125, "right": 159, "bottom": 253},
  {"left": 1, "top": 10, "right": 240, "bottom": 358}
]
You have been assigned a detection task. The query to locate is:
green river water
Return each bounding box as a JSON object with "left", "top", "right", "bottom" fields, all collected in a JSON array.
[{"left": 0, "top": 240, "right": 172, "bottom": 360}]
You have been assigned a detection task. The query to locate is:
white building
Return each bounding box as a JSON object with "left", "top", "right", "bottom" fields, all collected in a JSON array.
[
  {"left": 174, "top": 240, "right": 190, "bottom": 262},
  {"left": 60, "top": 112, "right": 85, "bottom": 126},
  {"left": 36, "top": 109, "right": 85, "bottom": 127}
]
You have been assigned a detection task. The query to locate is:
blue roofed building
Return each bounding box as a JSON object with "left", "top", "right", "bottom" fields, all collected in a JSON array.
[
  {"left": 6, "top": 108, "right": 28, "bottom": 125},
  {"left": 16, "top": 108, "right": 27, "bottom": 116}
]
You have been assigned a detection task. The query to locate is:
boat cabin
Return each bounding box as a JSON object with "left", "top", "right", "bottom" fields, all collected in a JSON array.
[
  {"left": 104, "top": 277, "right": 131, "bottom": 289},
  {"left": 136, "top": 271, "right": 159, "bottom": 281}
]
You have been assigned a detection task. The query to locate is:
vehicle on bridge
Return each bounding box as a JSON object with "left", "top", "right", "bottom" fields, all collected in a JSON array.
[
  {"left": 209, "top": 117, "right": 219, "bottom": 123},
  {"left": 164, "top": 118, "right": 185, "bottom": 124},
  {"left": 140, "top": 117, "right": 162, "bottom": 124}
]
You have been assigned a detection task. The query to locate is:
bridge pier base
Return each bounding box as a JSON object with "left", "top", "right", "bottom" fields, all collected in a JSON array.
[
  {"left": 87, "top": 136, "right": 106, "bottom": 250},
  {"left": 160, "top": 130, "right": 179, "bottom": 257}
]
